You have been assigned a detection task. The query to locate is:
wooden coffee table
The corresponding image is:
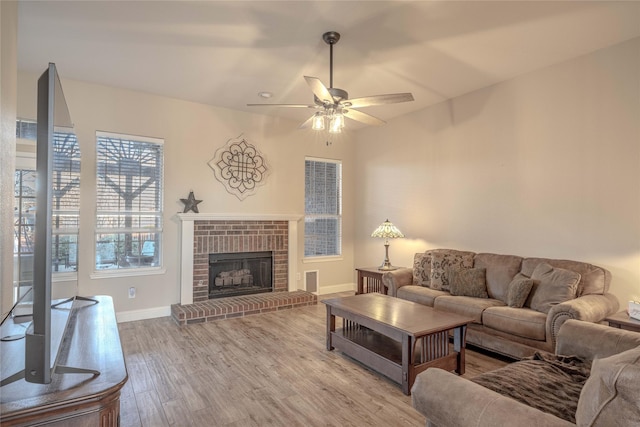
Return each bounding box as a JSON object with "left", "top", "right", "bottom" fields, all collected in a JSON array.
[{"left": 323, "top": 293, "right": 473, "bottom": 395}]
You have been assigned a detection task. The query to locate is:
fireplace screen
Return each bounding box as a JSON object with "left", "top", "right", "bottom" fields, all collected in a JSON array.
[{"left": 209, "top": 251, "right": 273, "bottom": 298}]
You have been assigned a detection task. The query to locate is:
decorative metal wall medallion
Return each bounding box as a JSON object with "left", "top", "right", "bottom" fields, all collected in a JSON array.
[{"left": 208, "top": 135, "right": 269, "bottom": 200}]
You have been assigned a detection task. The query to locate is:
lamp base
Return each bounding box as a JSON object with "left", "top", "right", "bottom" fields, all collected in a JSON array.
[{"left": 378, "top": 242, "right": 398, "bottom": 271}]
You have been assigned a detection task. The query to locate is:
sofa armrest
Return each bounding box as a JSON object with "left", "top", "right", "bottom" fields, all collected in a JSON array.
[
  {"left": 556, "top": 319, "right": 640, "bottom": 360},
  {"left": 412, "top": 369, "right": 574, "bottom": 427},
  {"left": 546, "top": 293, "right": 619, "bottom": 347},
  {"left": 381, "top": 268, "right": 413, "bottom": 297}
]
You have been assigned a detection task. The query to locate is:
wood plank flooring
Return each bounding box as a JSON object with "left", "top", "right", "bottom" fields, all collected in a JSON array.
[{"left": 118, "top": 292, "right": 509, "bottom": 426}]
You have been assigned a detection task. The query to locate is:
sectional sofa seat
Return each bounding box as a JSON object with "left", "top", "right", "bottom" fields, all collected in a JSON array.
[
  {"left": 382, "top": 249, "right": 619, "bottom": 359},
  {"left": 412, "top": 319, "right": 640, "bottom": 426}
]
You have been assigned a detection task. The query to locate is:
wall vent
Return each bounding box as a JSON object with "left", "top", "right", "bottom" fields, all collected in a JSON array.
[{"left": 305, "top": 270, "right": 319, "bottom": 294}]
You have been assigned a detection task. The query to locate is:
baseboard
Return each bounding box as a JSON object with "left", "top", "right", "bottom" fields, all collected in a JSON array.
[
  {"left": 116, "top": 306, "right": 171, "bottom": 323},
  {"left": 116, "top": 286, "right": 352, "bottom": 321},
  {"left": 318, "top": 282, "right": 356, "bottom": 295}
]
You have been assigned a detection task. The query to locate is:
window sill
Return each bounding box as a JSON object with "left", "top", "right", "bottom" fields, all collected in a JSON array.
[
  {"left": 53, "top": 272, "right": 77, "bottom": 282},
  {"left": 303, "top": 255, "right": 343, "bottom": 263},
  {"left": 90, "top": 267, "right": 166, "bottom": 280}
]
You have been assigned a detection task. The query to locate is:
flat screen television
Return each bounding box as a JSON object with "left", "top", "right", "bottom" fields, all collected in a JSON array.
[
  {"left": 2, "top": 64, "right": 100, "bottom": 388},
  {"left": 23, "top": 63, "right": 74, "bottom": 383},
  {"left": 0, "top": 63, "right": 80, "bottom": 387}
]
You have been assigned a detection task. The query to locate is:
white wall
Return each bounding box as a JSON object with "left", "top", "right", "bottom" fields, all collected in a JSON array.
[
  {"left": 0, "top": 1, "right": 18, "bottom": 314},
  {"left": 355, "top": 37, "right": 640, "bottom": 307},
  {"left": 15, "top": 73, "right": 356, "bottom": 319}
]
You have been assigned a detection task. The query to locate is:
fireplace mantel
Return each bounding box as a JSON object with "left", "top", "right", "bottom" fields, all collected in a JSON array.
[
  {"left": 177, "top": 213, "right": 302, "bottom": 222},
  {"left": 178, "top": 213, "right": 302, "bottom": 305}
]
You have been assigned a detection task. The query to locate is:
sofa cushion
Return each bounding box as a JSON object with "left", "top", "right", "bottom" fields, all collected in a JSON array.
[
  {"left": 397, "top": 285, "right": 448, "bottom": 307},
  {"left": 482, "top": 306, "right": 547, "bottom": 341},
  {"left": 506, "top": 275, "right": 535, "bottom": 308},
  {"left": 528, "top": 263, "right": 580, "bottom": 314},
  {"left": 472, "top": 352, "right": 591, "bottom": 424},
  {"left": 474, "top": 253, "right": 523, "bottom": 303},
  {"left": 449, "top": 268, "right": 488, "bottom": 298},
  {"left": 521, "top": 257, "right": 610, "bottom": 297},
  {"left": 412, "top": 252, "right": 432, "bottom": 287},
  {"left": 430, "top": 250, "right": 474, "bottom": 291},
  {"left": 576, "top": 345, "right": 640, "bottom": 427},
  {"left": 434, "top": 296, "right": 504, "bottom": 324}
]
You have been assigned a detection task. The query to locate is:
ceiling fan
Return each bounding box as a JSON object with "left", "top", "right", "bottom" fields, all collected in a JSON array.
[{"left": 247, "top": 31, "right": 414, "bottom": 134}]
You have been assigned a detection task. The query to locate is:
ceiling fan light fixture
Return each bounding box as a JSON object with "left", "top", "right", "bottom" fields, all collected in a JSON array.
[
  {"left": 329, "top": 112, "right": 344, "bottom": 134},
  {"left": 312, "top": 112, "right": 325, "bottom": 130},
  {"left": 247, "top": 30, "right": 414, "bottom": 134}
]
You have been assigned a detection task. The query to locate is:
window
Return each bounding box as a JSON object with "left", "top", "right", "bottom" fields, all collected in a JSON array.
[
  {"left": 95, "top": 131, "right": 163, "bottom": 271},
  {"left": 304, "top": 158, "right": 342, "bottom": 257},
  {"left": 14, "top": 169, "right": 37, "bottom": 291},
  {"left": 14, "top": 126, "right": 81, "bottom": 291}
]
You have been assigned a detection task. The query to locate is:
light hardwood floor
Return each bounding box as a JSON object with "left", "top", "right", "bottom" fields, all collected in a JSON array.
[{"left": 118, "top": 293, "right": 509, "bottom": 426}]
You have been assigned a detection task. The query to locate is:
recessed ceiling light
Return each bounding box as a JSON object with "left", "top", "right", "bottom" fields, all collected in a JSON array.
[{"left": 258, "top": 91, "right": 273, "bottom": 99}]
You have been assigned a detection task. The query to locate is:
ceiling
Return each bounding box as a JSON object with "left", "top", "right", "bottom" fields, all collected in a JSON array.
[{"left": 17, "top": 1, "right": 640, "bottom": 129}]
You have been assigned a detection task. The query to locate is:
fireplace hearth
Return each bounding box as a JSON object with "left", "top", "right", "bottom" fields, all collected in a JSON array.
[{"left": 209, "top": 251, "right": 273, "bottom": 299}]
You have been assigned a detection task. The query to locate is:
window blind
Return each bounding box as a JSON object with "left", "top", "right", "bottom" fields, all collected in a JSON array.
[
  {"left": 304, "top": 158, "right": 342, "bottom": 257},
  {"left": 95, "top": 131, "right": 164, "bottom": 270}
]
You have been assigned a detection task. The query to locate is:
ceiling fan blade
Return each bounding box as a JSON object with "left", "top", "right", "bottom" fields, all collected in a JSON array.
[
  {"left": 304, "top": 76, "right": 334, "bottom": 104},
  {"left": 342, "top": 109, "right": 386, "bottom": 126},
  {"left": 247, "top": 103, "right": 316, "bottom": 108},
  {"left": 343, "top": 93, "right": 414, "bottom": 109}
]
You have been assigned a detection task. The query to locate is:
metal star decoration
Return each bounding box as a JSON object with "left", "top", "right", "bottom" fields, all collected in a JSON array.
[{"left": 180, "top": 191, "right": 202, "bottom": 213}]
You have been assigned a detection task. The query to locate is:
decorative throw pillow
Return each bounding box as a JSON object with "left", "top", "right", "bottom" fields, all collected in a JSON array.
[
  {"left": 576, "top": 346, "right": 640, "bottom": 426},
  {"left": 449, "top": 268, "right": 488, "bottom": 298},
  {"left": 412, "top": 252, "right": 432, "bottom": 287},
  {"left": 506, "top": 276, "right": 535, "bottom": 308},
  {"left": 430, "top": 251, "right": 474, "bottom": 291},
  {"left": 528, "top": 262, "right": 580, "bottom": 314}
]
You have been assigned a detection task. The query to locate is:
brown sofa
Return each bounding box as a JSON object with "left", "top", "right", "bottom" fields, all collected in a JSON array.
[
  {"left": 382, "top": 249, "right": 619, "bottom": 359},
  {"left": 412, "top": 319, "right": 640, "bottom": 426}
]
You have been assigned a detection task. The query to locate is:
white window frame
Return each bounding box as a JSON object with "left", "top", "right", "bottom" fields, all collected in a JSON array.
[
  {"left": 91, "top": 131, "right": 165, "bottom": 278},
  {"left": 304, "top": 157, "right": 342, "bottom": 260}
]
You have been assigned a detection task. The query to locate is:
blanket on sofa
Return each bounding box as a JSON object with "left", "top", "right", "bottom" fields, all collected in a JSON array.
[{"left": 471, "top": 352, "right": 591, "bottom": 423}]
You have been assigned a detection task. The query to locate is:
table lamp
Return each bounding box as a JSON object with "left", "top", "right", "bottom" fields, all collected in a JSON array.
[{"left": 371, "top": 219, "right": 405, "bottom": 271}]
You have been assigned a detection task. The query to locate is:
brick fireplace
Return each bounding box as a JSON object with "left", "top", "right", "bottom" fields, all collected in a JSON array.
[
  {"left": 192, "top": 220, "right": 286, "bottom": 302},
  {"left": 178, "top": 213, "right": 301, "bottom": 305}
]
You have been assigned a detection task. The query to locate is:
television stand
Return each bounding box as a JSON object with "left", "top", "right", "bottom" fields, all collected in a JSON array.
[{"left": 0, "top": 295, "right": 127, "bottom": 426}]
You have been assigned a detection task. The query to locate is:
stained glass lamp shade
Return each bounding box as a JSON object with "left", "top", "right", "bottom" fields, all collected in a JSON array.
[{"left": 370, "top": 219, "right": 404, "bottom": 271}]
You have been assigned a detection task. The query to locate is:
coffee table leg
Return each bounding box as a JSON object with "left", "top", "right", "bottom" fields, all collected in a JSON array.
[
  {"left": 326, "top": 305, "right": 335, "bottom": 351},
  {"left": 453, "top": 325, "right": 467, "bottom": 375},
  {"left": 402, "top": 334, "right": 411, "bottom": 395}
]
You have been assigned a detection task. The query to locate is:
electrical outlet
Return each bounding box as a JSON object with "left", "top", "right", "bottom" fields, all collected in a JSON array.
[
  {"left": 198, "top": 280, "right": 204, "bottom": 286},
  {"left": 128, "top": 287, "right": 136, "bottom": 298},
  {"left": 296, "top": 273, "right": 301, "bottom": 281}
]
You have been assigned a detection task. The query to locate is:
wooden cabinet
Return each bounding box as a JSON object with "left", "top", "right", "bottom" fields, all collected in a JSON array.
[{"left": 1, "top": 296, "right": 127, "bottom": 426}]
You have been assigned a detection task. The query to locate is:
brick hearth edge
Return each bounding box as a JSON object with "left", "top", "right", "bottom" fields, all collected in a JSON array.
[{"left": 170, "top": 290, "right": 317, "bottom": 326}]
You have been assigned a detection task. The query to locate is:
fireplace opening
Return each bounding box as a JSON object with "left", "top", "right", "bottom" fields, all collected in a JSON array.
[{"left": 208, "top": 251, "right": 273, "bottom": 299}]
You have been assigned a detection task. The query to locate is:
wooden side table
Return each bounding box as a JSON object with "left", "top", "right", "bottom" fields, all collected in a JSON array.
[
  {"left": 356, "top": 267, "right": 386, "bottom": 294},
  {"left": 356, "top": 267, "right": 406, "bottom": 294},
  {"left": 606, "top": 311, "right": 640, "bottom": 333}
]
